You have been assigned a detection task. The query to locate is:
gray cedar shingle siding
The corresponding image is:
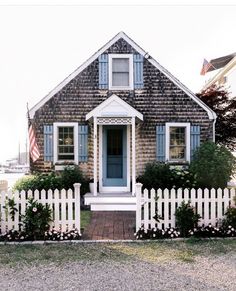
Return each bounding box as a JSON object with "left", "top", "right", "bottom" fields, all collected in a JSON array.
[{"left": 31, "top": 38, "right": 213, "bottom": 176}]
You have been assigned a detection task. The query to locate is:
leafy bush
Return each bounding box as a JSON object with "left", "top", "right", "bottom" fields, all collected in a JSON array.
[
  {"left": 13, "top": 166, "right": 89, "bottom": 195},
  {"left": 175, "top": 201, "right": 200, "bottom": 237},
  {"left": 222, "top": 195, "right": 236, "bottom": 228},
  {"left": 137, "top": 162, "right": 196, "bottom": 190},
  {"left": 190, "top": 141, "right": 236, "bottom": 188},
  {"left": 22, "top": 198, "right": 52, "bottom": 240}
]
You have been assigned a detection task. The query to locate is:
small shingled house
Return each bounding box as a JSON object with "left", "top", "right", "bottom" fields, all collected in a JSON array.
[{"left": 29, "top": 32, "right": 216, "bottom": 210}]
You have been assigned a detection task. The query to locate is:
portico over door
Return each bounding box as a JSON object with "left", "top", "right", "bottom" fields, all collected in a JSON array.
[{"left": 86, "top": 94, "right": 143, "bottom": 195}]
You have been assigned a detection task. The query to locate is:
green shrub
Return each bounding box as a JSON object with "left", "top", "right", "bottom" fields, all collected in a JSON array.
[
  {"left": 60, "top": 166, "right": 89, "bottom": 195},
  {"left": 175, "top": 201, "right": 201, "bottom": 237},
  {"left": 137, "top": 162, "right": 172, "bottom": 190},
  {"left": 23, "top": 198, "right": 52, "bottom": 240},
  {"left": 222, "top": 196, "right": 236, "bottom": 228},
  {"left": 13, "top": 166, "right": 89, "bottom": 195},
  {"left": 190, "top": 142, "right": 236, "bottom": 188},
  {"left": 137, "top": 162, "right": 196, "bottom": 190}
]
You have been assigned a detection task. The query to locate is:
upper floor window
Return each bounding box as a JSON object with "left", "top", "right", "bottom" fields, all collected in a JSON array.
[{"left": 109, "top": 54, "right": 133, "bottom": 90}]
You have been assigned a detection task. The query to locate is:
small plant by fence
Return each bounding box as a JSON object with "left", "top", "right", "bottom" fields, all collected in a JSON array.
[
  {"left": 136, "top": 183, "right": 236, "bottom": 232},
  {"left": 0, "top": 183, "right": 81, "bottom": 234}
]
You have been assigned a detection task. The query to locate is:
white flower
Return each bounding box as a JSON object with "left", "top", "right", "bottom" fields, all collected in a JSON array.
[
  {"left": 32, "top": 207, "right": 37, "bottom": 212},
  {"left": 153, "top": 234, "right": 156, "bottom": 237},
  {"left": 171, "top": 234, "right": 174, "bottom": 238},
  {"left": 60, "top": 237, "right": 63, "bottom": 240},
  {"left": 231, "top": 228, "right": 235, "bottom": 231},
  {"left": 20, "top": 236, "right": 24, "bottom": 240},
  {"left": 190, "top": 231, "right": 194, "bottom": 235}
]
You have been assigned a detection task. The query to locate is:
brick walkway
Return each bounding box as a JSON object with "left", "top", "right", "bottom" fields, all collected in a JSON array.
[{"left": 82, "top": 211, "right": 136, "bottom": 240}]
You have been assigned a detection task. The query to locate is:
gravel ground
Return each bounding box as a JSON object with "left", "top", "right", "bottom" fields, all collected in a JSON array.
[{"left": 0, "top": 242, "right": 235, "bottom": 291}]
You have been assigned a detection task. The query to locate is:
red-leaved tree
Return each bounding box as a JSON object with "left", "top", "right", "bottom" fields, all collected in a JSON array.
[{"left": 196, "top": 85, "right": 236, "bottom": 150}]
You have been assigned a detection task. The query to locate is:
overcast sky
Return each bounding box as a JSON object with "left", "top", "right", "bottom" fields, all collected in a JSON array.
[{"left": 0, "top": 1, "right": 235, "bottom": 163}]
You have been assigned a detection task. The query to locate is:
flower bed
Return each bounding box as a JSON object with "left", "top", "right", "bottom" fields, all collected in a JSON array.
[
  {"left": 135, "top": 224, "right": 236, "bottom": 240},
  {"left": 0, "top": 228, "right": 81, "bottom": 242}
]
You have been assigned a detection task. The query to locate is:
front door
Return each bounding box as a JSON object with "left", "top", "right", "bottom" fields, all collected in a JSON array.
[{"left": 103, "top": 126, "right": 127, "bottom": 188}]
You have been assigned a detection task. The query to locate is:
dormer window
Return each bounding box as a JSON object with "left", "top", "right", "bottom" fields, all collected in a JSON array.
[{"left": 109, "top": 54, "right": 133, "bottom": 90}]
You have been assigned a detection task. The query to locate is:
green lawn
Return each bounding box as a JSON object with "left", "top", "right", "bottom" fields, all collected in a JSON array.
[
  {"left": 80, "top": 210, "right": 92, "bottom": 230},
  {"left": 0, "top": 239, "right": 235, "bottom": 267}
]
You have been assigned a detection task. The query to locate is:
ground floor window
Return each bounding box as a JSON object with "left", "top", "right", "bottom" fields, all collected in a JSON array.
[
  {"left": 53, "top": 122, "right": 78, "bottom": 164},
  {"left": 166, "top": 123, "right": 190, "bottom": 162}
]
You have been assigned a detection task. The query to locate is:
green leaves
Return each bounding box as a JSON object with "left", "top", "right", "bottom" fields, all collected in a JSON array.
[
  {"left": 22, "top": 198, "right": 52, "bottom": 240},
  {"left": 190, "top": 141, "right": 236, "bottom": 188},
  {"left": 175, "top": 201, "right": 201, "bottom": 237}
]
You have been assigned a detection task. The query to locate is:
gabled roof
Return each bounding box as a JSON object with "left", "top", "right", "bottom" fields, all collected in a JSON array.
[
  {"left": 86, "top": 94, "right": 143, "bottom": 121},
  {"left": 29, "top": 31, "right": 216, "bottom": 120},
  {"left": 208, "top": 52, "right": 236, "bottom": 72},
  {"left": 202, "top": 55, "right": 236, "bottom": 91}
]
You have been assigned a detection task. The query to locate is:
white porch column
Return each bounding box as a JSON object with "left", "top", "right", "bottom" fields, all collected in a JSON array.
[
  {"left": 131, "top": 117, "right": 136, "bottom": 196},
  {"left": 93, "top": 117, "right": 97, "bottom": 196}
]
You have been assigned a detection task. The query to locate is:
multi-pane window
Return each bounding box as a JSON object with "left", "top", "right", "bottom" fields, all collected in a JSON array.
[
  {"left": 112, "top": 58, "right": 129, "bottom": 87},
  {"left": 169, "top": 127, "right": 186, "bottom": 160},
  {"left": 58, "top": 127, "right": 74, "bottom": 160}
]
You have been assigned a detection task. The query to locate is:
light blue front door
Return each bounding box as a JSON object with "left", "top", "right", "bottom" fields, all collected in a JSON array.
[{"left": 103, "top": 126, "right": 127, "bottom": 187}]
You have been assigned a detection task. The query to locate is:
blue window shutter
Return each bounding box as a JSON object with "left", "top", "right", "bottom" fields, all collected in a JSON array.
[
  {"left": 134, "top": 53, "right": 144, "bottom": 89},
  {"left": 156, "top": 125, "right": 166, "bottom": 162},
  {"left": 99, "top": 54, "right": 108, "bottom": 89},
  {"left": 190, "top": 125, "right": 200, "bottom": 160},
  {"left": 78, "top": 125, "right": 88, "bottom": 162},
  {"left": 44, "top": 125, "right": 53, "bottom": 162}
]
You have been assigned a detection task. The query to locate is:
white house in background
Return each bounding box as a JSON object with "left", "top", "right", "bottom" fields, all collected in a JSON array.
[{"left": 201, "top": 52, "right": 236, "bottom": 97}]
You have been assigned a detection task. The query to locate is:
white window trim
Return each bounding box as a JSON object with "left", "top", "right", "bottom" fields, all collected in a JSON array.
[
  {"left": 53, "top": 122, "right": 78, "bottom": 164},
  {"left": 166, "top": 122, "right": 190, "bottom": 163},
  {"left": 108, "top": 54, "right": 134, "bottom": 90}
]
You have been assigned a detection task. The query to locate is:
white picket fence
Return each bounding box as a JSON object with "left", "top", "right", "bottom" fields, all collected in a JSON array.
[
  {"left": 136, "top": 183, "right": 236, "bottom": 232},
  {"left": 0, "top": 183, "right": 81, "bottom": 233}
]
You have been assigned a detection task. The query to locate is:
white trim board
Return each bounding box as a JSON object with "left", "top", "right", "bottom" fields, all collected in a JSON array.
[
  {"left": 29, "top": 31, "right": 216, "bottom": 120},
  {"left": 86, "top": 94, "right": 143, "bottom": 120}
]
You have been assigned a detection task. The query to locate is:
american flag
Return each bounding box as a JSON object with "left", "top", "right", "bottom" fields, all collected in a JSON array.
[
  {"left": 200, "top": 59, "right": 213, "bottom": 76},
  {"left": 29, "top": 123, "right": 40, "bottom": 162}
]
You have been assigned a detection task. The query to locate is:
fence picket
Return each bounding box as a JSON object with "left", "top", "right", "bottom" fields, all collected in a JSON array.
[
  {"left": 135, "top": 185, "right": 235, "bottom": 231},
  {"left": 0, "top": 186, "right": 81, "bottom": 234},
  {"left": 150, "top": 189, "right": 156, "bottom": 228},
  {"left": 13, "top": 191, "right": 20, "bottom": 231},
  {"left": 143, "top": 189, "right": 149, "bottom": 229},
  {"left": 163, "top": 189, "right": 169, "bottom": 228},
  {"left": 1, "top": 191, "right": 6, "bottom": 233},
  {"left": 67, "top": 189, "right": 73, "bottom": 230}
]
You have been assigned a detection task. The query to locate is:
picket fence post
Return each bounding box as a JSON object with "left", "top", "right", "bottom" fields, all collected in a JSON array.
[
  {"left": 74, "top": 183, "right": 81, "bottom": 234},
  {"left": 135, "top": 183, "right": 142, "bottom": 233}
]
